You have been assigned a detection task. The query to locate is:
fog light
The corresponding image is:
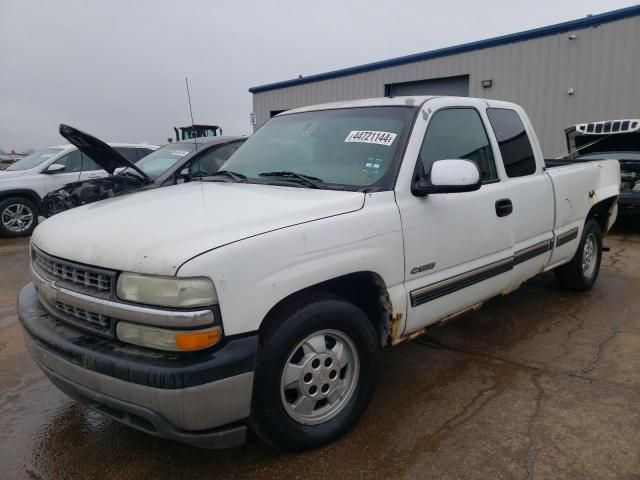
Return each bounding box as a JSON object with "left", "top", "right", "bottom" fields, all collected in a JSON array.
[{"left": 116, "top": 322, "right": 222, "bottom": 351}]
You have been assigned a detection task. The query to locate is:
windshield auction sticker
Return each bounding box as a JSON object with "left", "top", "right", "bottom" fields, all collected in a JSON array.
[{"left": 344, "top": 130, "right": 397, "bottom": 146}]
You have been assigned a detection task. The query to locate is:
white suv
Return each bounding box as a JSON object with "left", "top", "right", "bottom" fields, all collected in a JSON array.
[{"left": 0, "top": 143, "right": 158, "bottom": 236}]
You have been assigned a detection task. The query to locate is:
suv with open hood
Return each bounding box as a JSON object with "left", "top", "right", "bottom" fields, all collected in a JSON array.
[
  {"left": 43, "top": 125, "right": 245, "bottom": 217},
  {"left": 0, "top": 132, "right": 158, "bottom": 237}
]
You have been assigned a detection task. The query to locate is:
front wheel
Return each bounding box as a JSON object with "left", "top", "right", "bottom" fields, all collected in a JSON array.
[
  {"left": 250, "top": 294, "right": 379, "bottom": 451},
  {"left": 554, "top": 218, "right": 602, "bottom": 291},
  {"left": 0, "top": 197, "right": 39, "bottom": 237}
]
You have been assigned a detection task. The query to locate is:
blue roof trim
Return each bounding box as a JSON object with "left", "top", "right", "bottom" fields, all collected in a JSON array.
[{"left": 249, "top": 4, "right": 640, "bottom": 94}]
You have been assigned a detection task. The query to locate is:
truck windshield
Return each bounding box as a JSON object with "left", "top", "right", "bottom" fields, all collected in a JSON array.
[
  {"left": 220, "top": 106, "right": 416, "bottom": 190},
  {"left": 131, "top": 143, "right": 197, "bottom": 179},
  {"left": 6, "top": 148, "right": 64, "bottom": 171}
]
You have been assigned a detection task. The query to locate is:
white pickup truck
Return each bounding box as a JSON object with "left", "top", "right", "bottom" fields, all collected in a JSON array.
[{"left": 18, "top": 96, "right": 620, "bottom": 451}]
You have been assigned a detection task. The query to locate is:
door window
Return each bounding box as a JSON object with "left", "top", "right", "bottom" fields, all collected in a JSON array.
[
  {"left": 486, "top": 108, "right": 536, "bottom": 177},
  {"left": 190, "top": 142, "right": 243, "bottom": 177},
  {"left": 52, "top": 150, "right": 83, "bottom": 172},
  {"left": 420, "top": 108, "right": 498, "bottom": 182},
  {"left": 80, "top": 154, "right": 100, "bottom": 171}
]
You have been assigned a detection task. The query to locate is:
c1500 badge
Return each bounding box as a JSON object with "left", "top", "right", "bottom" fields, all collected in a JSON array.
[{"left": 410, "top": 262, "right": 436, "bottom": 275}]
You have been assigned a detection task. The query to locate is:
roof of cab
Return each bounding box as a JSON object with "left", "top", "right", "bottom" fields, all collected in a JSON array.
[
  {"left": 280, "top": 96, "right": 437, "bottom": 115},
  {"left": 277, "top": 95, "right": 523, "bottom": 116}
]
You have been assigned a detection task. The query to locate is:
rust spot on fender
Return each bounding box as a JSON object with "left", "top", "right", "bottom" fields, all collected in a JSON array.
[
  {"left": 388, "top": 312, "right": 403, "bottom": 345},
  {"left": 393, "top": 302, "right": 484, "bottom": 345}
]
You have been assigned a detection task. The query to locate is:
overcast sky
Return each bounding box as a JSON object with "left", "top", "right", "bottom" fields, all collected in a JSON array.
[{"left": 1, "top": 0, "right": 637, "bottom": 151}]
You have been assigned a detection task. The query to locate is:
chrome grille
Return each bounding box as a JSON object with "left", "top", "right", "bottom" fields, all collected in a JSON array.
[
  {"left": 32, "top": 247, "right": 114, "bottom": 294},
  {"left": 53, "top": 301, "right": 111, "bottom": 329}
]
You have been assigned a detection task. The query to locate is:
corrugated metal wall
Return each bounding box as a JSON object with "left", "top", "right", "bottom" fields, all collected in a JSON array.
[{"left": 252, "top": 15, "right": 640, "bottom": 157}]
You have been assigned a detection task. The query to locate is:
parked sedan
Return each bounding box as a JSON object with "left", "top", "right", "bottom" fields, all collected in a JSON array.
[{"left": 44, "top": 125, "right": 245, "bottom": 217}]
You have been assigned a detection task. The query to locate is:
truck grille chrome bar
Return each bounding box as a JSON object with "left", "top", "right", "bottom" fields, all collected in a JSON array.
[
  {"left": 32, "top": 246, "right": 115, "bottom": 296},
  {"left": 53, "top": 301, "right": 111, "bottom": 328}
]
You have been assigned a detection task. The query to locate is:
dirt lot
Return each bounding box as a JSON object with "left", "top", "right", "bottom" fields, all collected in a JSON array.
[{"left": 1, "top": 227, "right": 639, "bottom": 480}]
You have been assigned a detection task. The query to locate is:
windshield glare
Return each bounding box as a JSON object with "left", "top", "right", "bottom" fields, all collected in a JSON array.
[
  {"left": 222, "top": 107, "right": 416, "bottom": 190},
  {"left": 6, "top": 148, "right": 63, "bottom": 171},
  {"left": 132, "top": 143, "right": 197, "bottom": 179}
]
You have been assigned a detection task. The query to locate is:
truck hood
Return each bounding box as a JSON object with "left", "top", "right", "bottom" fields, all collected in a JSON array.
[{"left": 32, "top": 182, "right": 365, "bottom": 275}]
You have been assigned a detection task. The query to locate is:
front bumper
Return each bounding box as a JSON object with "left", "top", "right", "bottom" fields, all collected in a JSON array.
[{"left": 18, "top": 283, "right": 258, "bottom": 449}]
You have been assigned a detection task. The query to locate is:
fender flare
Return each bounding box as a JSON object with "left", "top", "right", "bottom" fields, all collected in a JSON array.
[{"left": 0, "top": 188, "right": 44, "bottom": 212}]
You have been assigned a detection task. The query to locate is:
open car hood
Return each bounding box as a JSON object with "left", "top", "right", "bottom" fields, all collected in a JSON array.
[{"left": 58, "top": 124, "right": 151, "bottom": 180}]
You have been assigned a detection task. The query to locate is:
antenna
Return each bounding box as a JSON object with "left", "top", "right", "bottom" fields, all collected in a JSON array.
[
  {"left": 185, "top": 77, "right": 195, "bottom": 126},
  {"left": 185, "top": 77, "right": 198, "bottom": 152}
]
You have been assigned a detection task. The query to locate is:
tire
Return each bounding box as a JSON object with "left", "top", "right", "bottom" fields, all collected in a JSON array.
[
  {"left": 250, "top": 293, "right": 380, "bottom": 451},
  {"left": 0, "top": 196, "right": 39, "bottom": 237},
  {"left": 554, "top": 218, "right": 602, "bottom": 291}
]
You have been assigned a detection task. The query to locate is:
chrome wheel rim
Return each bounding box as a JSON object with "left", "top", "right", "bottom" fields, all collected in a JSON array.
[
  {"left": 280, "top": 329, "right": 359, "bottom": 425},
  {"left": 2, "top": 203, "right": 34, "bottom": 233},
  {"left": 582, "top": 232, "right": 598, "bottom": 278}
]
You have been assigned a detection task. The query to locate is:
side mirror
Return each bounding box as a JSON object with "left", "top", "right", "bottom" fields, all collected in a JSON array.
[
  {"left": 180, "top": 168, "right": 191, "bottom": 182},
  {"left": 412, "top": 159, "right": 481, "bottom": 196},
  {"left": 44, "top": 163, "right": 66, "bottom": 174}
]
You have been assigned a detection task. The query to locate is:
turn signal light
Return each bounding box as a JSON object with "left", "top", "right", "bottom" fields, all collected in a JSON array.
[{"left": 176, "top": 329, "right": 222, "bottom": 351}]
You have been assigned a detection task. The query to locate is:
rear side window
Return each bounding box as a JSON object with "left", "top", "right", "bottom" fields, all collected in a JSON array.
[
  {"left": 487, "top": 108, "right": 536, "bottom": 177},
  {"left": 419, "top": 108, "right": 498, "bottom": 182},
  {"left": 80, "top": 153, "right": 100, "bottom": 171}
]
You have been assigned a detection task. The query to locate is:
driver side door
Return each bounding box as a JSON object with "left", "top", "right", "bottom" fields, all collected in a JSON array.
[
  {"left": 41, "top": 150, "right": 84, "bottom": 193},
  {"left": 396, "top": 101, "right": 514, "bottom": 334}
]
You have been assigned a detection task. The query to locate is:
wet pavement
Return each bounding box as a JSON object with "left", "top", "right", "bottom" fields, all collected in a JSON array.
[{"left": 1, "top": 228, "right": 639, "bottom": 479}]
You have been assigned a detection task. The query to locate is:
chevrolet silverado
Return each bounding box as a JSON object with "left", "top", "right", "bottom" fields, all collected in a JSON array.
[{"left": 18, "top": 96, "right": 620, "bottom": 451}]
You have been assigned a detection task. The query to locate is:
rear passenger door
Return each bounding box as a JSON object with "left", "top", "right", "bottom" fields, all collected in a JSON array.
[{"left": 485, "top": 108, "right": 555, "bottom": 287}]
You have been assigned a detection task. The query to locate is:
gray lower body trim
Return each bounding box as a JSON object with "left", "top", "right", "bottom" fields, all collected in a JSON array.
[
  {"left": 556, "top": 227, "right": 579, "bottom": 247},
  {"left": 411, "top": 257, "right": 514, "bottom": 307},
  {"left": 40, "top": 357, "right": 248, "bottom": 449},
  {"left": 410, "top": 238, "right": 554, "bottom": 307},
  {"left": 514, "top": 239, "right": 554, "bottom": 265},
  {"left": 25, "top": 333, "right": 254, "bottom": 433}
]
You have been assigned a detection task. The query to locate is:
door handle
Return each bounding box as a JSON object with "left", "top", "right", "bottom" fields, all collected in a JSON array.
[{"left": 495, "top": 198, "right": 513, "bottom": 217}]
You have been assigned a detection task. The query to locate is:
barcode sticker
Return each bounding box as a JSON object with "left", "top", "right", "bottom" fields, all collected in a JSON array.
[{"left": 345, "top": 130, "right": 397, "bottom": 146}]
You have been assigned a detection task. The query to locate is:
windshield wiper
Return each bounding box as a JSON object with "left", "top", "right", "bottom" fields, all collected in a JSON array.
[
  {"left": 259, "top": 171, "right": 324, "bottom": 189},
  {"left": 204, "top": 170, "right": 247, "bottom": 183}
]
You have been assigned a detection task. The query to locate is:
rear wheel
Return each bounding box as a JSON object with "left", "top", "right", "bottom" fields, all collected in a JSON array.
[
  {"left": 0, "top": 197, "right": 38, "bottom": 237},
  {"left": 250, "top": 294, "right": 379, "bottom": 451},
  {"left": 554, "top": 218, "right": 602, "bottom": 291}
]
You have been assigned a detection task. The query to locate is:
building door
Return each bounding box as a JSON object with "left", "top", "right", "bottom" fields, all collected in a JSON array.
[{"left": 385, "top": 75, "right": 469, "bottom": 97}]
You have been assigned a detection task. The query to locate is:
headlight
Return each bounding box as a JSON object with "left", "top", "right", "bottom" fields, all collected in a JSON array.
[
  {"left": 116, "top": 322, "right": 222, "bottom": 351},
  {"left": 116, "top": 273, "right": 218, "bottom": 307}
]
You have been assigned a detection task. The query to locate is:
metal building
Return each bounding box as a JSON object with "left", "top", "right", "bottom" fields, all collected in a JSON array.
[{"left": 249, "top": 5, "right": 640, "bottom": 157}]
